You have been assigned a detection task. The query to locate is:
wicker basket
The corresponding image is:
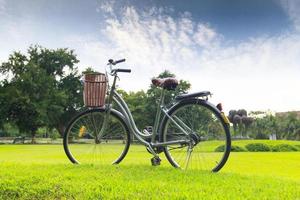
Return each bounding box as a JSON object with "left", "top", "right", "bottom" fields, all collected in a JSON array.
[{"left": 83, "top": 72, "right": 107, "bottom": 107}]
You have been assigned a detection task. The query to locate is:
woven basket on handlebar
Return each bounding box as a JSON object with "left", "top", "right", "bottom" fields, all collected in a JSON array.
[{"left": 83, "top": 72, "right": 107, "bottom": 107}]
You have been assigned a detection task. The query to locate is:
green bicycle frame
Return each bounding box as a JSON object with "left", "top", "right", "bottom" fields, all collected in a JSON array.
[{"left": 103, "top": 74, "right": 191, "bottom": 156}]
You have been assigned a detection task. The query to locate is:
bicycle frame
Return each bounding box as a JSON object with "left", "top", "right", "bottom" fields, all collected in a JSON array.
[
  {"left": 105, "top": 74, "right": 191, "bottom": 152},
  {"left": 63, "top": 60, "right": 231, "bottom": 171}
]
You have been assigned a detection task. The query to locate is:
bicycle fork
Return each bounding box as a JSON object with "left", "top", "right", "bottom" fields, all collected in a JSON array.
[{"left": 95, "top": 105, "right": 112, "bottom": 143}]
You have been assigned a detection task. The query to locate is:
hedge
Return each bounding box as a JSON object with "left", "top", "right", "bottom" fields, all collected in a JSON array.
[
  {"left": 271, "top": 144, "right": 299, "bottom": 152},
  {"left": 215, "top": 142, "right": 300, "bottom": 152},
  {"left": 245, "top": 143, "right": 271, "bottom": 152},
  {"left": 215, "top": 145, "right": 246, "bottom": 152}
]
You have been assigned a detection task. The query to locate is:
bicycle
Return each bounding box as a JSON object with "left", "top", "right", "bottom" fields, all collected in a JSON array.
[{"left": 63, "top": 59, "right": 231, "bottom": 172}]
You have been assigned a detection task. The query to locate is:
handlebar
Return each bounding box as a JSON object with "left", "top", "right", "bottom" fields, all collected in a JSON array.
[
  {"left": 107, "top": 58, "right": 131, "bottom": 75},
  {"left": 108, "top": 58, "right": 126, "bottom": 65},
  {"left": 111, "top": 68, "right": 131, "bottom": 74}
]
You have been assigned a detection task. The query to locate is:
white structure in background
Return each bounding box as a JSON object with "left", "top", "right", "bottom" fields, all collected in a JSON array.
[
  {"left": 269, "top": 134, "right": 277, "bottom": 140},
  {"left": 249, "top": 110, "right": 277, "bottom": 140}
]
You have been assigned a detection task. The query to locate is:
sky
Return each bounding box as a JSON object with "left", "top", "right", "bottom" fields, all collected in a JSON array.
[{"left": 0, "top": 0, "right": 300, "bottom": 112}]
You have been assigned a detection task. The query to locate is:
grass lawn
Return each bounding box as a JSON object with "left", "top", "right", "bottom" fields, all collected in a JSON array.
[{"left": 0, "top": 143, "right": 299, "bottom": 199}]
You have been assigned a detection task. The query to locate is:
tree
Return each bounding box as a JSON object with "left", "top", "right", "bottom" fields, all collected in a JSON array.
[
  {"left": 0, "top": 82, "right": 9, "bottom": 130},
  {"left": 228, "top": 109, "right": 253, "bottom": 137},
  {"left": 228, "top": 110, "right": 240, "bottom": 135},
  {"left": 251, "top": 112, "right": 300, "bottom": 140},
  {"left": 252, "top": 115, "right": 274, "bottom": 139},
  {"left": 0, "top": 45, "right": 83, "bottom": 141},
  {"left": 283, "top": 113, "right": 300, "bottom": 140}
]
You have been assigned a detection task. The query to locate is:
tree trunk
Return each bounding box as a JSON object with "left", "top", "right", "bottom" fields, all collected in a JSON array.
[
  {"left": 233, "top": 123, "right": 237, "bottom": 135},
  {"left": 296, "top": 133, "right": 300, "bottom": 140},
  {"left": 45, "top": 127, "right": 49, "bottom": 138},
  {"left": 31, "top": 131, "right": 36, "bottom": 144},
  {"left": 56, "top": 123, "right": 65, "bottom": 137}
]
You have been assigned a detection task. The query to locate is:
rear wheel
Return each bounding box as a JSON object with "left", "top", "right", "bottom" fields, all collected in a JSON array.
[
  {"left": 160, "top": 99, "right": 231, "bottom": 172},
  {"left": 63, "top": 108, "right": 130, "bottom": 165}
]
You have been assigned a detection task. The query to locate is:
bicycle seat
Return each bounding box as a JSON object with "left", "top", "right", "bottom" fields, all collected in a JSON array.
[{"left": 152, "top": 77, "right": 178, "bottom": 90}]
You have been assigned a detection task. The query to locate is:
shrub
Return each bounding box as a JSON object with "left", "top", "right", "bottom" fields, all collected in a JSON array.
[
  {"left": 271, "top": 144, "right": 298, "bottom": 152},
  {"left": 215, "top": 145, "right": 246, "bottom": 152},
  {"left": 295, "top": 145, "right": 300, "bottom": 151},
  {"left": 50, "top": 131, "right": 60, "bottom": 140},
  {"left": 245, "top": 143, "right": 271, "bottom": 152}
]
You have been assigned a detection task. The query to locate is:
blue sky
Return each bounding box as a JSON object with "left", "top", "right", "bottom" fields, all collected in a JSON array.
[{"left": 0, "top": 0, "right": 300, "bottom": 112}]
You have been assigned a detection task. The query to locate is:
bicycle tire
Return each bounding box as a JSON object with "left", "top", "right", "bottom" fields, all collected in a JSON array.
[
  {"left": 159, "top": 98, "right": 231, "bottom": 172},
  {"left": 63, "top": 108, "right": 130, "bottom": 165}
]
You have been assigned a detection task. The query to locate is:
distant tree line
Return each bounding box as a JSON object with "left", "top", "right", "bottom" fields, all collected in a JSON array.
[
  {"left": 228, "top": 110, "right": 300, "bottom": 140},
  {"left": 1, "top": 46, "right": 299, "bottom": 142}
]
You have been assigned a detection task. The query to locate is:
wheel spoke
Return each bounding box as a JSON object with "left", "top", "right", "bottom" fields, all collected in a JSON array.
[
  {"left": 162, "top": 100, "right": 230, "bottom": 172},
  {"left": 64, "top": 109, "right": 130, "bottom": 165}
]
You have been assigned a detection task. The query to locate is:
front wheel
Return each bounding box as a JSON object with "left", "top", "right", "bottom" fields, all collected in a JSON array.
[
  {"left": 63, "top": 108, "right": 130, "bottom": 165},
  {"left": 160, "top": 99, "right": 231, "bottom": 172}
]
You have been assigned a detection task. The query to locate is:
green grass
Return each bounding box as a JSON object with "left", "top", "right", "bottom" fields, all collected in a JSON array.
[{"left": 0, "top": 144, "right": 300, "bottom": 199}]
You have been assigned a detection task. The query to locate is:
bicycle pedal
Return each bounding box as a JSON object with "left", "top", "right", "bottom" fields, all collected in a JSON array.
[{"left": 151, "top": 157, "right": 161, "bottom": 166}]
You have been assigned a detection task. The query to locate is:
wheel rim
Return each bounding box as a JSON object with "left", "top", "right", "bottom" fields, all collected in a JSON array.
[
  {"left": 163, "top": 102, "right": 229, "bottom": 171},
  {"left": 65, "top": 110, "right": 129, "bottom": 165}
]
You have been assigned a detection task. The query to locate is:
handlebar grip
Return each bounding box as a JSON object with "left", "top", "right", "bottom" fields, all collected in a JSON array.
[
  {"left": 115, "top": 68, "right": 131, "bottom": 73},
  {"left": 114, "top": 59, "right": 126, "bottom": 65}
]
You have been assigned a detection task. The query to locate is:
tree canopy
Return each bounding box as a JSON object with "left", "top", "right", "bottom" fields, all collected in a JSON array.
[{"left": 0, "top": 45, "right": 83, "bottom": 141}]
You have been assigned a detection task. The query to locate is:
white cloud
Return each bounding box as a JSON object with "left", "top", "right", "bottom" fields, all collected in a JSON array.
[
  {"left": 280, "top": 0, "right": 300, "bottom": 31},
  {"left": 97, "top": 0, "right": 115, "bottom": 16},
  {"left": 69, "top": 4, "right": 300, "bottom": 112},
  {"left": 67, "top": 6, "right": 220, "bottom": 86},
  {"left": 183, "top": 31, "right": 300, "bottom": 112},
  {"left": 100, "top": 6, "right": 220, "bottom": 81},
  {"left": 193, "top": 24, "right": 218, "bottom": 48}
]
